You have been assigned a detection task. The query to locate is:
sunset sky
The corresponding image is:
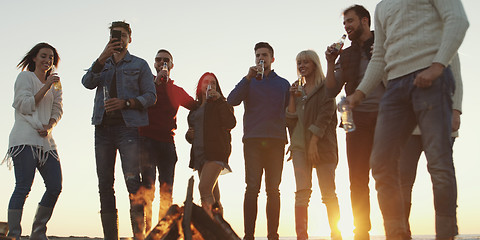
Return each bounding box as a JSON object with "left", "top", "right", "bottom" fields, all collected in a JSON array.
[{"left": 0, "top": 0, "right": 478, "bottom": 238}]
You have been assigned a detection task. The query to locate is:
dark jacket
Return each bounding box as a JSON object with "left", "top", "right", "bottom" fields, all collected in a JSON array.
[
  {"left": 335, "top": 31, "right": 375, "bottom": 96},
  {"left": 286, "top": 82, "right": 338, "bottom": 164},
  {"left": 186, "top": 98, "right": 236, "bottom": 169}
]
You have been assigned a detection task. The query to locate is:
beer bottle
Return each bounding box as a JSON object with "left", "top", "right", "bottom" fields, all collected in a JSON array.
[{"left": 256, "top": 60, "right": 264, "bottom": 80}]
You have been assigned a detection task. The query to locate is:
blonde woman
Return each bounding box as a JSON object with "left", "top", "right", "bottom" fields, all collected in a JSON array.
[{"left": 286, "top": 50, "right": 341, "bottom": 240}]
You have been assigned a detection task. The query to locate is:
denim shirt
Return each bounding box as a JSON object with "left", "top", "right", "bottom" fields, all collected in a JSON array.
[{"left": 82, "top": 51, "right": 157, "bottom": 127}]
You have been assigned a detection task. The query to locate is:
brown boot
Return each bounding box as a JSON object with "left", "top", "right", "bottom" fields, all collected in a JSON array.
[{"left": 295, "top": 206, "right": 308, "bottom": 240}]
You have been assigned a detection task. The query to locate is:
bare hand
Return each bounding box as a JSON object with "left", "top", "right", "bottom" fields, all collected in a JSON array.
[
  {"left": 105, "top": 98, "right": 126, "bottom": 112},
  {"left": 207, "top": 89, "right": 220, "bottom": 101},
  {"left": 186, "top": 128, "right": 195, "bottom": 141},
  {"left": 45, "top": 73, "right": 60, "bottom": 88},
  {"left": 307, "top": 136, "right": 320, "bottom": 163},
  {"left": 289, "top": 82, "right": 299, "bottom": 94},
  {"left": 37, "top": 124, "right": 53, "bottom": 137},
  {"left": 155, "top": 70, "right": 169, "bottom": 84},
  {"left": 452, "top": 109, "right": 461, "bottom": 132},
  {"left": 246, "top": 66, "right": 261, "bottom": 81},
  {"left": 325, "top": 43, "right": 340, "bottom": 63},
  {"left": 98, "top": 39, "right": 121, "bottom": 64},
  {"left": 346, "top": 90, "right": 366, "bottom": 109},
  {"left": 413, "top": 63, "right": 445, "bottom": 88}
]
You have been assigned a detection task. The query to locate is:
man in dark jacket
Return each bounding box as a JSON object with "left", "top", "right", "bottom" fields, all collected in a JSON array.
[{"left": 325, "top": 5, "right": 385, "bottom": 240}]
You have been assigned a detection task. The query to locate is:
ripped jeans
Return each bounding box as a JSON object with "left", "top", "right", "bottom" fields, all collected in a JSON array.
[{"left": 94, "top": 125, "right": 141, "bottom": 214}]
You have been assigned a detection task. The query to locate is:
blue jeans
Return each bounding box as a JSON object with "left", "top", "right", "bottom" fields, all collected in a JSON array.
[
  {"left": 9, "top": 146, "right": 62, "bottom": 209},
  {"left": 95, "top": 125, "right": 141, "bottom": 213},
  {"left": 399, "top": 135, "right": 457, "bottom": 238},
  {"left": 371, "top": 67, "right": 455, "bottom": 239},
  {"left": 243, "top": 138, "right": 285, "bottom": 240}
]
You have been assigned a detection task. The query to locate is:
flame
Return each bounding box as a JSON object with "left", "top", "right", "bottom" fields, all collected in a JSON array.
[{"left": 159, "top": 182, "right": 173, "bottom": 220}]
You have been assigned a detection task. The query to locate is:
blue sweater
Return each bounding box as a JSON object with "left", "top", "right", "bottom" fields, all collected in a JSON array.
[{"left": 227, "top": 71, "right": 290, "bottom": 142}]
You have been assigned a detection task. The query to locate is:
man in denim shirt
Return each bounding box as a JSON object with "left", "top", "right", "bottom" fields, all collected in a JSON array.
[{"left": 82, "top": 21, "right": 156, "bottom": 240}]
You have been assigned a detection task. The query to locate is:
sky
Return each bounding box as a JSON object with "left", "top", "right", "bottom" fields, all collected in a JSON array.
[{"left": 0, "top": 0, "right": 479, "bottom": 238}]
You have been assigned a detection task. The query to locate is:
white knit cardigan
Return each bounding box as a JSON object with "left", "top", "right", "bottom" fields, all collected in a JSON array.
[{"left": 3, "top": 71, "right": 63, "bottom": 168}]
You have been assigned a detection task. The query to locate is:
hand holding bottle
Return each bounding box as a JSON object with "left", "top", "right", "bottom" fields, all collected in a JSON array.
[
  {"left": 255, "top": 60, "right": 264, "bottom": 80},
  {"left": 325, "top": 34, "right": 346, "bottom": 63},
  {"left": 206, "top": 84, "right": 220, "bottom": 101},
  {"left": 338, "top": 96, "right": 356, "bottom": 132},
  {"left": 158, "top": 62, "right": 169, "bottom": 83}
]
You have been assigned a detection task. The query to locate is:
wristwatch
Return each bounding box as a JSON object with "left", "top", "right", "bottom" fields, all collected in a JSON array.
[{"left": 125, "top": 99, "right": 131, "bottom": 108}]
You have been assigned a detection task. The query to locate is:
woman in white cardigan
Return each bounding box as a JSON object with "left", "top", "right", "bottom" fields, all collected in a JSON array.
[{"left": 3, "top": 42, "right": 63, "bottom": 240}]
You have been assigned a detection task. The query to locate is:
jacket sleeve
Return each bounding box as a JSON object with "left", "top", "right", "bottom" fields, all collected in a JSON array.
[
  {"left": 185, "top": 110, "right": 194, "bottom": 144},
  {"left": 326, "top": 61, "right": 345, "bottom": 98},
  {"left": 285, "top": 103, "right": 298, "bottom": 132},
  {"left": 308, "top": 89, "right": 336, "bottom": 139},
  {"left": 12, "top": 72, "right": 36, "bottom": 115},
  {"left": 227, "top": 77, "right": 250, "bottom": 106},
  {"left": 217, "top": 99, "right": 236, "bottom": 130},
  {"left": 135, "top": 61, "right": 157, "bottom": 109},
  {"left": 81, "top": 61, "right": 104, "bottom": 90}
]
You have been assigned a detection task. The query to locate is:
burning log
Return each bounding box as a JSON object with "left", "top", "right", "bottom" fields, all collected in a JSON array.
[
  {"left": 145, "top": 205, "right": 182, "bottom": 240},
  {"left": 0, "top": 221, "right": 12, "bottom": 240},
  {"left": 146, "top": 176, "right": 240, "bottom": 240}
]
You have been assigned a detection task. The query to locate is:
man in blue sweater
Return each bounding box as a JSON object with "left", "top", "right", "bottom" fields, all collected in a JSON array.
[{"left": 227, "top": 42, "right": 290, "bottom": 240}]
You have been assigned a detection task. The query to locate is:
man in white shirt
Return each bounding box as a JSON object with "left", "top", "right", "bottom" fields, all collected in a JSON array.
[{"left": 347, "top": 1, "right": 469, "bottom": 239}]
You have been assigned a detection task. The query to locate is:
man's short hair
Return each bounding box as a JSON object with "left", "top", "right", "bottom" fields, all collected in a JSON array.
[
  {"left": 110, "top": 21, "right": 132, "bottom": 36},
  {"left": 344, "top": 5, "right": 371, "bottom": 27},
  {"left": 157, "top": 49, "right": 173, "bottom": 62},
  {"left": 254, "top": 42, "right": 274, "bottom": 57}
]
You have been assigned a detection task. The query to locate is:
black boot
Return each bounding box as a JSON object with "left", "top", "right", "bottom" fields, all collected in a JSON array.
[
  {"left": 295, "top": 206, "right": 308, "bottom": 240},
  {"left": 30, "top": 205, "right": 54, "bottom": 240},
  {"left": 7, "top": 209, "right": 23, "bottom": 240},
  {"left": 101, "top": 210, "right": 119, "bottom": 240}
]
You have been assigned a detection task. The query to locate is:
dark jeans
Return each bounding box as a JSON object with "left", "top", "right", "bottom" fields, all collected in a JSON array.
[
  {"left": 9, "top": 146, "right": 62, "bottom": 209},
  {"left": 399, "top": 135, "right": 456, "bottom": 237},
  {"left": 243, "top": 138, "right": 285, "bottom": 240},
  {"left": 140, "top": 137, "right": 177, "bottom": 191},
  {"left": 370, "top": 67, "right": 455, "bottom": 239},
  {"left": 346, "top": 110, "right": 377, "bottom": 235},
  {"left": 94, "top": 125, "right": 142, "bottom": 213},
  {"left": 140, "top": 137, "right": 177, "bottom": 221}
]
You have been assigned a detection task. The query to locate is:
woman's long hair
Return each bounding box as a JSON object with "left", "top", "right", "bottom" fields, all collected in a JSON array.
[
  {"left": 296, "top": 50, "right": 325, "bottom": 86},
  {"left": 17, "top": 42, "right": 60, "bottom": 79},
  {"left": 195, "top": 72, "right": 225, "bottom": 104}
]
